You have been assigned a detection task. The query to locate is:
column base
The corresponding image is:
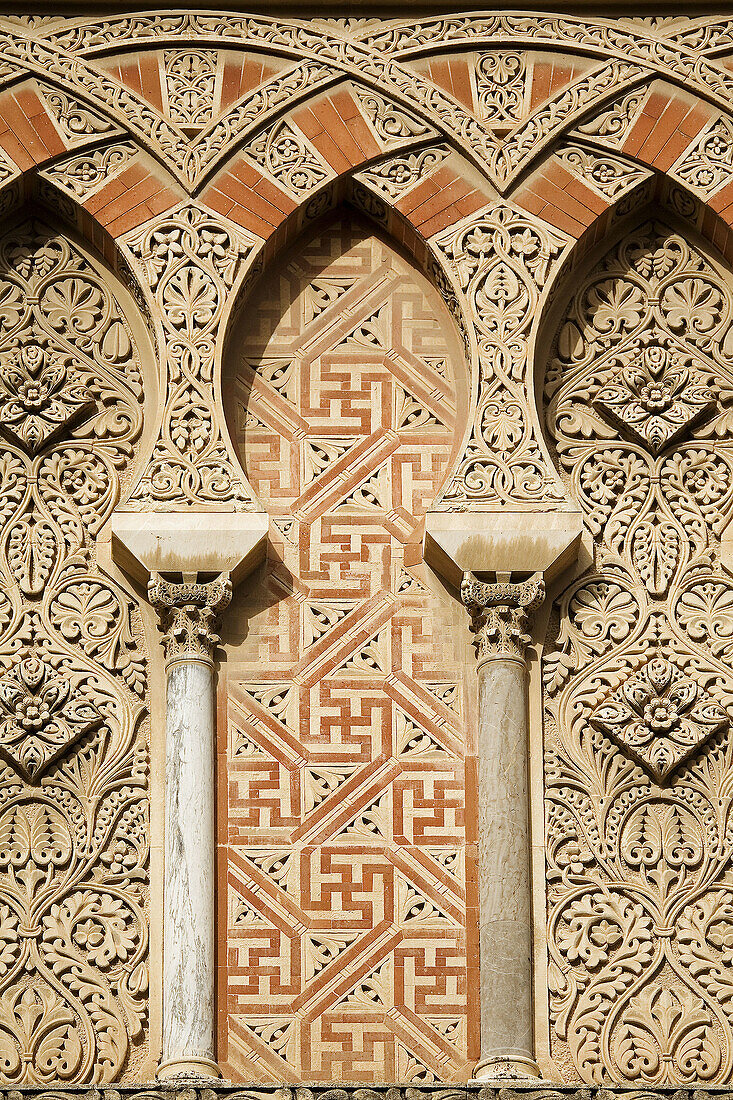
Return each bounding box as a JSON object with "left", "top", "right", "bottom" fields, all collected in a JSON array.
[
  {"left": 156, "top": 1056, "right": 222, "bottom": 1081},
  {"left": 472, "top": 1055, "right": 542, "bottom": 1081}
]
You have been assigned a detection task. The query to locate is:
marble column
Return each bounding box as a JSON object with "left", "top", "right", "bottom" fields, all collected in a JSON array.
[
  {"left": 148, "top": 572, "right": 232, "bottom": 1080},
  {"left": 461, "top": 571, "right": 545, "bottom": 1082}
]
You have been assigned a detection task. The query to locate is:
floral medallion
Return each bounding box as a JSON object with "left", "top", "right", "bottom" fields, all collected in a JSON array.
[
  {"left": 0, "top": 655, "right": 103, "bottom": 780},
  {"left": 594, "top": 343, "right": 716, "bottom": 454}
]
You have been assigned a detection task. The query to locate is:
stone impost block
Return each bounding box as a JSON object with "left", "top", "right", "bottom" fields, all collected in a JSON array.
[
  {"left": 424, "top": 509, "right": 583, "bottom": 587},
  {"left": 111, "top": 510, "right": 269, "bottom": 585}
]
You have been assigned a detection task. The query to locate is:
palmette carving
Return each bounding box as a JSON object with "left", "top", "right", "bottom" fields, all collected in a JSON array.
[
  {"left": 243, "top": 120, "right": 330, "bottom": 195},
  {"left": 554, "top": 143, "right": 651, "bottom": 201},
  {"left": 164, "top": 50, "right": 218, "bottom": 128},
  {"left": 0, "top": 220, "right": 150, "bottom": 1082},
  {"left": 544, "top": 220, "right": 733, "bottom": 1083},
  {"left": 40, "top": 142, "right": 139, "bottom": 200},
  {"left": 123, "top": 203, "right": 258, "bottom": 510}
]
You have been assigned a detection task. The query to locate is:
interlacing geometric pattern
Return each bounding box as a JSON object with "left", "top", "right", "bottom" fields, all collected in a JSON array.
[
  {"left": 221, "top": 213, "right": 471, "bottom": 1083},
  {"left": 0, "top": 220, "right": 149, "bottom": 1081},
  {"left": 544, "top": 221, "right": 733, "bottom": 1085}
]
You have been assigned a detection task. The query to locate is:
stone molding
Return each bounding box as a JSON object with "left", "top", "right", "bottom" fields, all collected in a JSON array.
[{"left": 0, "top": 1087, "right": 719, "bottom": 1099}]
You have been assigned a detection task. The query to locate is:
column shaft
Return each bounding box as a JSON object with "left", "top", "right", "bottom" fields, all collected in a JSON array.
[
  {"left": 149, "top": 573, "right": 232, "bottom": 1081},
  {"left": 461, "top": 572, "right": 544, "bottom": 1081},
  {"left": 476, "top": 656, "right": 535, "bottom": 1076},
  {"left": 163, "top": 658, "right": 217, "bottom": 1075}
]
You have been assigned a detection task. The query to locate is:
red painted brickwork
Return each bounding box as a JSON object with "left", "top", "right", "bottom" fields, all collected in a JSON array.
[
  {"left": 293, "top": 89, "right": 382, "bottom": 172},
  {"left": 396, "top": 166, "right": 489, "bottom": 238},
  {"left": 203, "top": 158, "right": 296, "bottom": 238},
  {"left": 218, "top": 211, "right": 476, "bottom": 1083},
  {"left": 416, "top": 57, "right": 474, "bottom": 113},
  {"left": 0, "top": 87, "right": 66, "bottom": 170},
  {"left": 621, "top": 84, "right": 713, "bottom": 171},
  {"left": 528, "top": 56, "right": 591, "bottom": 112},
  {"left": 516, "top": 158, "right": 609, "bottom": 238},
  {"left": 86, "top": 162, "right": 179, "bottom": 236},
  {"left": 220, "top": 54, "right": 283, "bottom": 111},
  {"left": 100, "top": 52, "right": 166, "bottom": 114}
]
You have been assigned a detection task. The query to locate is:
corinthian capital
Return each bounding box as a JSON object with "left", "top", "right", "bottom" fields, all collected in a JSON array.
[
  {"left": 461, "top": 572, "right": 545, "bottom": 665},
  {"left": 148, "top": 573, "right": 232, "bottom": 667}
]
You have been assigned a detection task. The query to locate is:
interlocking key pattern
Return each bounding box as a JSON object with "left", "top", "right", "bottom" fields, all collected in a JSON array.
[
  {"left": 220, "top": 213, "right": 473, "bottom": 1083},
  {"left": 543, "top": 220, "right": 733, "bottom": 1085}
]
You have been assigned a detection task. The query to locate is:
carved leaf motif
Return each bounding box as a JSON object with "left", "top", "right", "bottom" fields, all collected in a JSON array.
[
  {"left": 631, "top": 518, "right": 682, "bottom": 596},
  {"left": 676, "top": 581, "right": 733, "bottom": 660},
  {"left": 7, "top": 519, "right": 56, "bottom": 597},
  {"left": 611, "top": 985, "right": 722, "bottom": 1082},
  {"left": 545, "top": 218, "right": 733, "bottom": 1082},
  {"left": 0, "top": 985, "right": 83, "bottom": 1084}
]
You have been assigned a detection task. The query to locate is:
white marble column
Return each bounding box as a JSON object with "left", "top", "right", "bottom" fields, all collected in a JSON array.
[
  {"left": 148, "top": 572, "right": 232, "bottom": 1081},
  {"left": 461, "top": 571, "right": 545, "bottom": 1081}
]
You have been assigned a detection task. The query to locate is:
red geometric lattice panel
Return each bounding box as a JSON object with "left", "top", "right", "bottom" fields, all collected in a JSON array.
[{"left": 218, "top": 211, "right": 475, "bottom": 1083}]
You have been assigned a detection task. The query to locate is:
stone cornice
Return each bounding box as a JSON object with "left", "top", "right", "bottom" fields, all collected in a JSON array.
[{"left": 4, "top": 2, "right": 733, "bottom": 10}]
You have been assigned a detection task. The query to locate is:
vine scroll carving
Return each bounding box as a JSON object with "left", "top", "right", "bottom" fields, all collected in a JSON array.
[
  {"left": 544, "top": 220, "right": 733, "bottom": 1085},
  {"left": 0, "top": 219, "right": 150, "bottom": 1082}
]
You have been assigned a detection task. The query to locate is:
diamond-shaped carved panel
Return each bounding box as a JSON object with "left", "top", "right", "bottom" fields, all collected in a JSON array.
[
  {"left": 594, "top": 343, "right": 716, "bottom": 454},
  {"left": 590, "top": 655, "right": 728, "bottom": 781}
]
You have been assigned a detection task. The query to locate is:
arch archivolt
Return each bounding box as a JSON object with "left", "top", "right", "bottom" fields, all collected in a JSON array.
[{"left": 0, "top": 15, "right": 725, "bottom": 527}]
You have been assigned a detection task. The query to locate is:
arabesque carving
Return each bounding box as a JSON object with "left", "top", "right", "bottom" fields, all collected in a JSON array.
[
  {"left": 0, "top": 219, "right": 150, "bottom": 1082},
  {"left": 544, "top": 220, "right": 733, "bottom": 1084},
  {"left": 123, "top": 203, "right": 258, "bottom": 510},
  {"left": 433, "top": 203, "right": 567, "bottom": 506}
]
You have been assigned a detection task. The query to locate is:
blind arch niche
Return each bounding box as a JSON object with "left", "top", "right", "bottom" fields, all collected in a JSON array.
[{"left": 218, "top": 207, "right": 474, "bottom": 1083}]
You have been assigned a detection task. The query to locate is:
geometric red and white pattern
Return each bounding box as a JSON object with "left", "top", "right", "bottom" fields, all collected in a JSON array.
[{"left": 219, "top": 212, "right": 474, "bottom": 1082}]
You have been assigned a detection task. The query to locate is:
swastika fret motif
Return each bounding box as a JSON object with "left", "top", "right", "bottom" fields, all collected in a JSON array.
[{"left": 220, "top": 211, "right": 473, "bottom": 1082}]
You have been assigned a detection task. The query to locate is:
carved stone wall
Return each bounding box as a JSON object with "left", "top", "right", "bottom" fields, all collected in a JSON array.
[
  {"left": 543, "top": 219, "right": 733, "bottom": 1085},
  {"left": 0, "top": 218, "right": 153, "bottom": 1082}
]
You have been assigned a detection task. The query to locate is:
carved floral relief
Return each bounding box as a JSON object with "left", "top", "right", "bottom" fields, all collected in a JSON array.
[
  {"left": 0, "top": 220, "right": 150, "bottom": 1083},
  {"left": 544, "top": 220, "right": 733, "bottom": 1084}
]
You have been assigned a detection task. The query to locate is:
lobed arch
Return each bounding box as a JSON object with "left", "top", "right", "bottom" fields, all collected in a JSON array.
[{"left": 0, "top": 66, "right": 731, "bottom": 520}]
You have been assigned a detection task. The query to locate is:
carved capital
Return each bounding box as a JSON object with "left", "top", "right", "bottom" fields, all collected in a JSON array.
[
  {"left": 461, "top": 572, "right": 545, "bottom": 665},
  {"left": 148, "top": 573, "right": 232, "bottom": 668}
]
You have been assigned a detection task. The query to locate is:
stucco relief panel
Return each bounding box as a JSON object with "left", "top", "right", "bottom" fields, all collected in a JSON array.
[
  {"left": 0, "top": 219, "right": 153, "bottom": 1083},
  {"left": 543, "top": 220, "right": 733, "bottom": 1084}
]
